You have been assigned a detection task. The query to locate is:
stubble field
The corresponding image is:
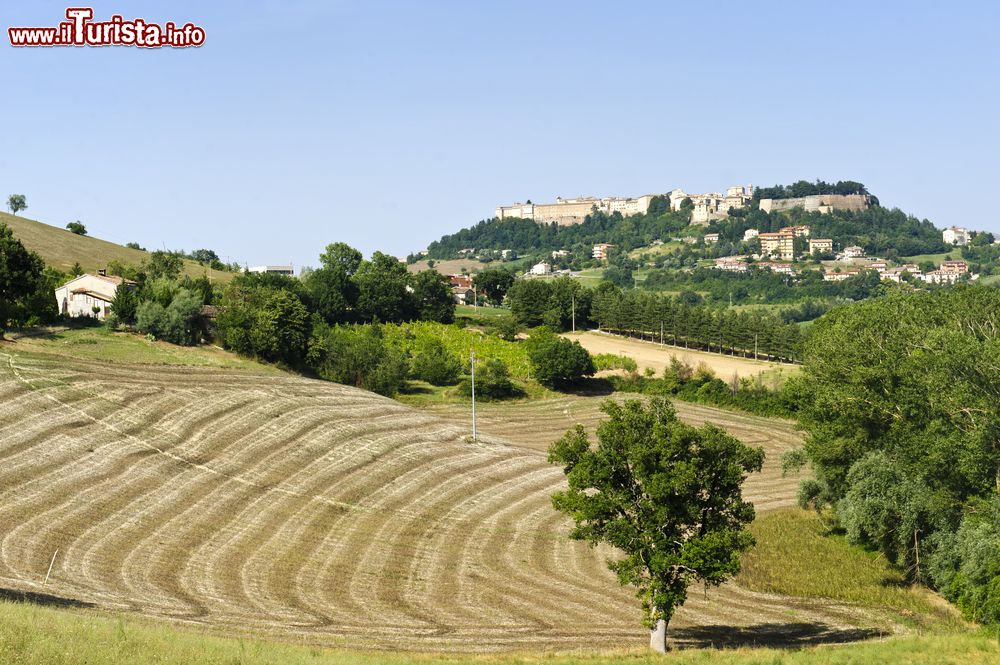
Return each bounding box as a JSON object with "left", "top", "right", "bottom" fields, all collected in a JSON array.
[{"left": 0, "top": 338, "right": 946, "bottom": 653}]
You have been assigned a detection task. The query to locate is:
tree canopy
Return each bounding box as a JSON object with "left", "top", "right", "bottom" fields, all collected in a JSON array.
[
  {"left": 791, "top": 286, "right": 1000, "bottom": 623},
  {"left": 549, "top": 398, "right": 764, "bottom": 651}
]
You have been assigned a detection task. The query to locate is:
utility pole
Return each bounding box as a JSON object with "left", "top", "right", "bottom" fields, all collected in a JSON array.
[
  {"left": 571, "top": 294, "right": 576, "bottom": 332},
  {"left": 754, "top": 333, "right": 758, "bottom": 361},
  {"left": 660, "top": 321, "right": 663, "bottom": 345},
  {"left": 470, "top": 351, "right": 477, "bottom": 441}
]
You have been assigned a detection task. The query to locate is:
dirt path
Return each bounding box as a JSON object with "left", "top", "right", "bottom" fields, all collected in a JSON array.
[
  {"left": 565, "top": 330, "right": 798, "bottom": 384},
  {"left": 0, "top": 349, "right": 891, "bottom": 653}
]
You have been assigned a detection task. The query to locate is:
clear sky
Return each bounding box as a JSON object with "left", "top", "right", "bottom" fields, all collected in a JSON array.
[{"left": 2, "top": 1, "right": 998, "bottom": 269}]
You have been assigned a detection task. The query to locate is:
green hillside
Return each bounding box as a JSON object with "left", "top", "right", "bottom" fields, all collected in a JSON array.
[{"left": 0, "top": 212, "right": 236, "bottom": 281}]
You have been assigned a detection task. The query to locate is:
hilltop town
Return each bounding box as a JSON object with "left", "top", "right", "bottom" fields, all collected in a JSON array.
[{"left": 419, "top": 180, "right": 997, "bottom": 306}]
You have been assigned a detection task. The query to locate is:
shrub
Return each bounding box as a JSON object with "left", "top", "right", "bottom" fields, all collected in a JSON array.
[
  {"left": 309, "top": 324, "right": 409, "bottom": 397},
  {"left": 410, "top": 338, "right": 462, "bottom": 386},
  {"left": 592, "top": 353, "right": 638, "bottom": 374},
  {"left": 458, "top": 358, "right": 520, "bottom": 400},
  {"left": 929, "top": 498, "right": 1000, "bottom": 624},
  {"left": 525, "top": 328, "right": 595, "bottom": 389},
  {"left": 110, "top": 286, "right": 139, "bottom": 325},
  {"left": 489, "top": 314, "right": 521, "bottom": 342},
  {"left": 136, "top": 288, "right": 203, "bottom": 346}
]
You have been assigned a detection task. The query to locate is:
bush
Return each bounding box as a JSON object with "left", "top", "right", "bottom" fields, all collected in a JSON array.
[
  {"left": 525, "top": 328, "right": 595, "bottom": 389},
  {"left": 410, "top": 338, "right": 462, "bottom": 386},
  {"left": 135, "top": 288, "right": 203, "bottom": 345},
  {"left": 592, "top": 353, "right": 638, "bottom": 374},
  {"left": 489, "top": 314, "right": 521, "bottom": 342},
  {"left": 929, "top": 498, "right": 1000, "bottom": 624},
  {"left": 458, "top": 358, "right": 520, "bottom": 400},
  {"left": 110, "top": 286, "right": 138, "bottom": 325},
  {"left": 309, "top": 324, "right": 409, "bottom": 397}
]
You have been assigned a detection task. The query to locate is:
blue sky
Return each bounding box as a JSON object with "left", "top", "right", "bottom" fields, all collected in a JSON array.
[{"left": 1, "top": 1, "right": 997, "bottom": 268}]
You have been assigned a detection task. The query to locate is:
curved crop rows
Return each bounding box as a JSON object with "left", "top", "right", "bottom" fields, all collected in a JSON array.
[{"left": 0, "top": 350, "right": 884, "bottom": 651}]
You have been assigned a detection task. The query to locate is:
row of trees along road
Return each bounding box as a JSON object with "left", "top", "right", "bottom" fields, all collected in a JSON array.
[
  {"left": 791, "top": 286, "right": 1000, "bottom": 625},
  {"left": 589, "top": 282, "right": 802, "bottom": 362}
]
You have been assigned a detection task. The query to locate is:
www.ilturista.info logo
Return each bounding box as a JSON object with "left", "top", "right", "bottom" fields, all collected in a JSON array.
[{"left": 8, "top": 8, "right": 205, "bottom": 48}]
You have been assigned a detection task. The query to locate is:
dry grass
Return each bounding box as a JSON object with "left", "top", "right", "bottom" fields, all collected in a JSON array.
[
  {"left": 0, "top": 212, "right": 235, "bottom": 281},
  {"left": 738, "top": 509, "right": 966, "bottom": 631},
  {"left": 407, "top": 259, "right": 493, "bottom": 275},
  {"left": 6, "top": 327, "right": 281, "bottom": 372},
  {"left": 0, "top": 599, "right": 994, "bottom": 665},
  {"left": 0, "top": 334, "right": 969, "bottom": 653},
  {"left": 564, "top": 331, "right": 798, "bottom": 386}
]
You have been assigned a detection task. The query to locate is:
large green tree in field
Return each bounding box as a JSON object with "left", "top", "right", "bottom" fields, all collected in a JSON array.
[
  {"left": 0, "top": 223, "right": 45, "bottom": 338},
  {"left": 549, "top": 398, "right": 764, "bottom": 652}
]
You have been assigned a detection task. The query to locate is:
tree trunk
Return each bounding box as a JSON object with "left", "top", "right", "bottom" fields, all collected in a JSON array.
[{"left": 649, "top": 618, "right": 668, "bottom": 652}]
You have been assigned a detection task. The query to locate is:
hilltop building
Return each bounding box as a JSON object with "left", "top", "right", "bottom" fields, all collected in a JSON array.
[
  {"left": 55, "top": 271, "right": 136, "bottom": 321},
  {"left": 669, "top": 185, "right": 754, "bottom": 225},
  {"left": 495, "top": 194, "right": 657, "bottom": 226},
  {"left": 743, "top": 228, "right": 759, "bottom": 241},
  {"left": 704, "top": 233, "right": 720, "bottom": 244},
  {"left": 529, "top": 262, "right": 552, "bottom": 276},
  {"left": 759, "top": 194, "right": 871, "bottom": 215},
  {"left": 841, "top": 246, "right": 866, "bottom": 259},
  {"left": 943, "top": 226, "right": 970, "bottom": 246}
]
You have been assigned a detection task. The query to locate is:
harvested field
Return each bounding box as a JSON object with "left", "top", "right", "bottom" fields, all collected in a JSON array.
[
  {"left": 565, "top": 331, "right": 799, "bottom": 384},
  {"left": 0, "top": 345, "right": 908, "bottom": 652}
]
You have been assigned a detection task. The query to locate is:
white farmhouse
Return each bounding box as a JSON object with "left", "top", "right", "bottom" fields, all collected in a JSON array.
[
  {"left": 529, "top": 262, "right": 552, "bottom": 276},
  {"left": 247, "top": 265, "right": 294, "bottom": 275},
  {"left": 942, "top": 226, "right": 970, "bottom": 246},
  {"left": 54, "top": 272, "right": 136, "bottom": 320}
]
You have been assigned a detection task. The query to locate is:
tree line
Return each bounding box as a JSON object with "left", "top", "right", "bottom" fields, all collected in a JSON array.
[
  {"left": 752, "top": 179, "right": 870, "bottom": 200},
  {"left": 587, "top": 283, "right": 803, "bottom": 362},
  {"left": 791, "top": 286, "right": 1000, "bottom": 625}
]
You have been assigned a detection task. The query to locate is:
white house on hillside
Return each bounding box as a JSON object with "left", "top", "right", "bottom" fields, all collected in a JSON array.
[
  {"left": 54, "top": 272, "right": 136, "bottom": 320},
  {"left": 943, "top": 227, "right": 970, "bottom": 246},
  {"left": 529, "top": 262, "right": 552, "bottom": 275},
  {"left": 247, "top": 265, "right": 294, "bottom": 275}
]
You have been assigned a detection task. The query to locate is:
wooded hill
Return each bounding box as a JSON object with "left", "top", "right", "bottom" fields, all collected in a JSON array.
[{"left": 423, "top": 182, "right": 947, "bottom": 261}]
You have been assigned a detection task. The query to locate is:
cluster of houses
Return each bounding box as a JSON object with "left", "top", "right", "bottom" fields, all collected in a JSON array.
[
  {"left": 823, "top": 258, "right": 971, "bottom": 284},
  {"left": 711, "top": 249, "right": 973, "bottom": 285}
]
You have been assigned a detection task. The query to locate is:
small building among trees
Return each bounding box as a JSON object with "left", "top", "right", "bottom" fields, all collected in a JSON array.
[{"left": 54, "top": 271, "right": 135, "bottom": 320}]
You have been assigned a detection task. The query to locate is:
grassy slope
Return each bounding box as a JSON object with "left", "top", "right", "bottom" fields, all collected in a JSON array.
[
  {"left": 0, "top": 330, "right": 992, "bottom": 662},
  {"left": 0, "top": 600, "right": 994, "bottom": 665},
  {"left": 0, "top": 212, "right": 235, "bottom": 281},
  {"left": 739, "top": 510, "right": 964, "bottom": 632},
  {"left": 900, "top": 252, "right": 962, "bottom": 266},
  {"left": 7, "top": 326, "right": 281, "bottom": 373}
]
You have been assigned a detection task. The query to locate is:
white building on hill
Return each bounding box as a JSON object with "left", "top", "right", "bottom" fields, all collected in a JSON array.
[
  {"left": 943, "top": 226, "right": 970, "bottom": 246},
  {"left": 54, "top": 272, "right": 136, "bottom": 321},
  {"left": 248, "top": 265, "right": 294, "bottom": 275}
]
